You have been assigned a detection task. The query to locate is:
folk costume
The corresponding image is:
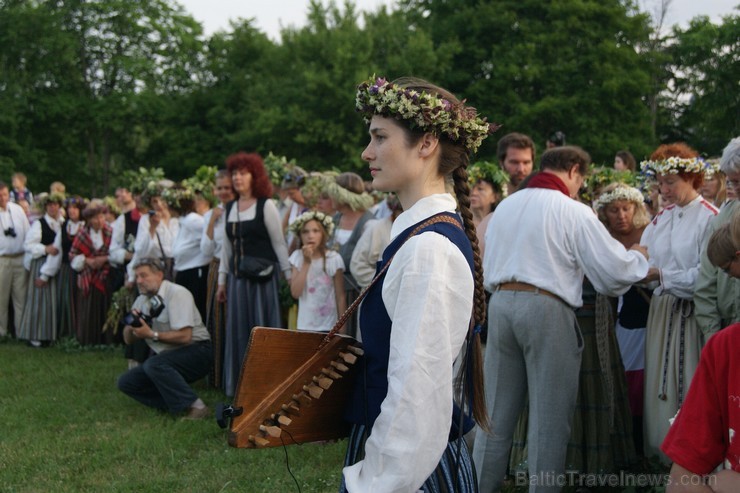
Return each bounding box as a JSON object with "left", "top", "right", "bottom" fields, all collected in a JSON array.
[
  {"left": 127, "top": 213, "right": 178, "bottom": 283},
  {"left": 201, "top": 204, "right": 228, "bottom": 389},
  {"left": 70, "top": 223, "right": 113, "bottom": 345},
  {"left": 341, "top": 194, "right": 478, "bottom": 492},
  {"left": 218, "top": 198, "right": 290, "bottom": 397},
  {"left": 58, "top": 217, "right": 84, "bottom": 338},
  {"left": 640, "top": 195, "right": 718, "bottom": 461},
  {"left": 18, "top": 212, "right": 63, "bottom": 343},
  {"left": 474, "top": 172, "right": 649, "bottom": 492}
]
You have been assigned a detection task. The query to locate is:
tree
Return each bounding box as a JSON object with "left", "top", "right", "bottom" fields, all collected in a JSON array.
[
  {"left": 662, "top": 11, "right": 739, "bottom": 155},
  {"left": 0, "top": 0, "right": 206, "bottom": 196},
  {"left": 399, "top": 0, "right": 656, "bottom": 163}
]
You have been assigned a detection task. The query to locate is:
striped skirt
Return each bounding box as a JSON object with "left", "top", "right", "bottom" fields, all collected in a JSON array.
[
  {"left": 340, "top": 424, "right": 478, "bottom": 492},
  {"left": 17, "top": 257, "right": 58, "bottom": 342}
]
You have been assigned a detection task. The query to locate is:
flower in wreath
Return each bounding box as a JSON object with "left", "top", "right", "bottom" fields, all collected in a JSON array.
[
  {"left": 639, "top": 156, "right": 707, "bottom": 177},
  {"left": 582, "top": 165, "right": 636, "bottom": 204},
  {"left": 122, "top": 167, "right": 166, "bottom": 196},
  {"left": 703, "top": 158, "right": 721, "bottom": 178},
  {"left": 468, "top": 160, "right": 510, "bottom": 198},
  {"left": 183, "top": 165, "right": 218, "bottom": 207},
  {"left": 302, "top": 171, "right": 339, "bottom": 209},
  {"left": 356, "top": 76, "right": 501, "bottom": 154},
  {"left": 289, "top": 210, "right": 335, "bottom": 237},
  {"left": 263, "top": 152, "right": 298, "bottom": 188},
  {"left": 161, "top": 182, "right": 194, "bottom": 211}
]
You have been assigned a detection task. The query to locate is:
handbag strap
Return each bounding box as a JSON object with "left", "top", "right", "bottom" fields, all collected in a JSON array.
[{"left": 320, "top": 213, "right": 463, "bottom": 347}]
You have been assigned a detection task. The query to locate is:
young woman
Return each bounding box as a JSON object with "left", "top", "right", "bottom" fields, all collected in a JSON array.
[
  {"left": 639, "top": 143, "right": 719, "bottom": 462},
  {"left": 340, "top": 76, "right": 494, "bottom": 492},
  {"left": 288, "top": 210, "right": 345, "bottom": 332},
  {"left": 58, "top": 196, "right": 85, "bottom": 338},
  {"left": 127, "top": 186, "right": 178, "bottom": 284}
]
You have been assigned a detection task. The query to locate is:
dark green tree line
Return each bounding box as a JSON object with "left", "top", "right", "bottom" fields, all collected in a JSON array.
[{"left": 1, "top": 0, "right": 737, "bottom": 196}]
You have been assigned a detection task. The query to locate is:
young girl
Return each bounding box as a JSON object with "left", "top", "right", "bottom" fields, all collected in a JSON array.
[
  {"left": 340, "top": 76, "right": 495, "bottom": 492},
  {"left": 288, "top": 211, "right": 346, "bottom": 333}
]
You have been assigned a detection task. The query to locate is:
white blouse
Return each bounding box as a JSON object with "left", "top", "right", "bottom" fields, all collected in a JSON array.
[
  {"left": 172, "top": 211, "right": 210, "bottom": 271},
  {"left": 23, "top": 214, "right": 63, "bottom": 280},
  {"left": 200, "top": 205, "right": 227, "bottom": 260},
  {"left": 342, "top": 193, "right": 473, "bottom": 492},
  {"left": 640, "top": 195, "right": 718, "bottom": 299}
]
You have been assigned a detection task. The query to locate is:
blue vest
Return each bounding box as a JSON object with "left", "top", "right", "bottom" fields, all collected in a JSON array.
[{"left": 345, "top": 212, "right": 475, "bottom": 435}]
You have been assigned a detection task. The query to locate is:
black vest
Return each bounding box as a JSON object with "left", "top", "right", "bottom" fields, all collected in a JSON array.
[
  {"left": 39, "top": 217, "right": 56, "bottom": 246},
  {"left": 224, "top": 199, "right": 278, "bottom": 273}
]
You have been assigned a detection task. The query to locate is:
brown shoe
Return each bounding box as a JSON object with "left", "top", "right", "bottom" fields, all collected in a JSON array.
[{"left": 182, "top": 405, "right": 210, "bottom": 420}]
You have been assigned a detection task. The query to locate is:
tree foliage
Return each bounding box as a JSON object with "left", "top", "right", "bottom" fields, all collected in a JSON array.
[{"left": 0, "top": 0, "right": 737, "bottom": 195}]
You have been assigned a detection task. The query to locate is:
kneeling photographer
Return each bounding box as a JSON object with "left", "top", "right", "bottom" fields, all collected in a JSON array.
[{"left": 118, "top": 258, "right": 213, "bottom": 419}]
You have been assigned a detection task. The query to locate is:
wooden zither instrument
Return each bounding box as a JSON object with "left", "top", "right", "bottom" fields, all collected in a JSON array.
[
  {"left": 217, "top": 214, "right": 461, "bottom": 448},
  {"left": 222, "top": 327, "right": 363, "bottom": 448}
]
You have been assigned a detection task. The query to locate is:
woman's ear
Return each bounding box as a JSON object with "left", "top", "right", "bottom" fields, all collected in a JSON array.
[{"left": 418, "top": 132, "right": 440, "bottom": 159}]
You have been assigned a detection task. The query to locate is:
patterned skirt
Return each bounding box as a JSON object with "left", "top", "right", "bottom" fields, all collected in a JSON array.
[
  {"left": 17, "top": 257, "right": 58, "bottom": 342},
  {"left": 643, "top": 293, "right": 702, "bottom": 463},
  {"left": 339, "top": 424, "right": 478, "bottom": 492},
  {"left": 222, "top": 266, "right": 282, "bottom": 397},
  {"left": 76, "top": 285, "right": 113, "bottom": 346}
]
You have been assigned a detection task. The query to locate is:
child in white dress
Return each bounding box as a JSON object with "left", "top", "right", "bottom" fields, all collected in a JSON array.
[{"left": 288, "top": 211, "right": 346, "bottom": 332}]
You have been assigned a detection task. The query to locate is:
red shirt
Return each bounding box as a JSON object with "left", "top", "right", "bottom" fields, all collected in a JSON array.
[{"left": 661, "top": 323, "right": 740, "bottom": 474}]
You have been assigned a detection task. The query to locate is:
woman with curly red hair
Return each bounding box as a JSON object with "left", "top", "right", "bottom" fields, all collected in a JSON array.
[
  {"left": 639, "top": 142, "right": 719, "bottom": 462},
  {"left": 216, "top": 152, "right": 290, "bottom": 396}
]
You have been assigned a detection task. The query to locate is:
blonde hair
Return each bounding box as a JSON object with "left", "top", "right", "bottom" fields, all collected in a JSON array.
[{"left": 596, "top": 183, "right": 650, "bottom": 230}]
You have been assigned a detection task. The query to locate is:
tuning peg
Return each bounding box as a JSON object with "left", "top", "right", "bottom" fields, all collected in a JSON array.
[
  {"left": 272, "top": 413, "right": 292, "bottom": 426},
  {"left": 313, "top": 375, "right": 333, "bottom": 389},
  {"left": 347, "top": 345, "right": 364, "bottom": 356},
  {"left": 339, "top": 352, "right": 357, "bottom": 364},
  {"left": 331, "top": 360, "right": 350, "bottom": 372},
  {"left": 260, "top": 424, "right": 282, "bottom": 438},
  {"left": 303, "top": 384, "right": 323, "bottom": 399},
  {"left": 249, "top": 435, "right": 270, "bottom": 447}
]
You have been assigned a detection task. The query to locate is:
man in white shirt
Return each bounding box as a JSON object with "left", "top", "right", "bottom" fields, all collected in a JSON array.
[
  {"left": 497, "top": 132, "right": 536, "bottom": 196},
  {"left": 0, "top": 181, "right": 30, "bottom": 338},
  {"left": 118, "top": 258, "right": 213, "bottom": 419},
  {"left": 473, "top": 147, "right": 650, "bottom": 492}
]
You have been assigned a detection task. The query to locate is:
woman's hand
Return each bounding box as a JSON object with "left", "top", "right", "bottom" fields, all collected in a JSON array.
[
  {"left": 45, "top": 245, "right": 59, "bottom": 256},
  {"left": 216, "top": 285, "right": 226, "bottom": 303}
]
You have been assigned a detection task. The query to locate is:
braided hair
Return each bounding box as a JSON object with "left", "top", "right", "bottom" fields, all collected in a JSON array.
[{"left": 393, "top": 77, "right": 490, "bottom": 430}]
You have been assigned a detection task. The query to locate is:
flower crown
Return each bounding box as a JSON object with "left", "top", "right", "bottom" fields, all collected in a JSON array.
[
  {"left": 325, "top": 181, "right": 375, "bottom": 211},
  {"left": 161, "top": 184, "right": 194, "bottom": 209},
  {"left": 639, "top": 156, "right": 707, "bottom": 178},
  {"left": 582, "top": 165, "right": 637, "bottom": 203},
  {"left": 356, "top": 76, "right": 500, "bottom": 153},
  {"left": 594, "top": 186, "right": 645, "bottom": 211},
  {"left": 468, "top": 161, "right": 510, "bottom": 198},
  {"left": 289, "top": 210, "right": 335, "bottom": 237},
  {"left": 704, "top": 158, "right": 721, "bottom": 178}
]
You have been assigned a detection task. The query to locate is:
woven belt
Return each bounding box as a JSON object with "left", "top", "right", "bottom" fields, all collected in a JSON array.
[
  {"left": 496, "top": 282, "right": 567, "bottom": 305},
  {"left": 0, "top": 252, "right": 23, "bottom": 258}
]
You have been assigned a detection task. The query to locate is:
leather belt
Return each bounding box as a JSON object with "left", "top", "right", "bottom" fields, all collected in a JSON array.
[
  {"left": 0, "top": 252, "right": 23, "bottom": 258},
  {"left": 496, "top": 282, "right": 567, "bottom": 306}
]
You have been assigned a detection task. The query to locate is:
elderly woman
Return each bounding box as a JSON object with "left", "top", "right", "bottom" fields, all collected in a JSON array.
[
  {"left": 595, "top": 183, "right": 652, "bottom": 455},
  {"left": 216, "top": 152, "right": 291, "bottom": 397},
  {"left": 639, "top": 143, "right": 719, "bottom": 462},
  {"left": 69, "top": 205, "right": 113, "bottom": 345},
  {"left": 695, "top": 137, "right": 740, "bottom": 339},
  {"left": 18, "top": 193, "right": 65, "bottom": 346}
]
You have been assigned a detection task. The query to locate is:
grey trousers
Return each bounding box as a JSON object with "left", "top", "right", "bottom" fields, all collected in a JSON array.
[{"left": 472, "top": 290, "right": 583, "bottom": 492}]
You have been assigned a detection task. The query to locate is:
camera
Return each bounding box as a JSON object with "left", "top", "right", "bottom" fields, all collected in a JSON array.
[
  {"left": 4, "top": 227, "right": 16, "bottom": 238},
  {"left": 148, "top": 210, "right": 156, "bottom": 216},
  {"left": 124, "top": 295, "right": 165, "bottom": 328}
]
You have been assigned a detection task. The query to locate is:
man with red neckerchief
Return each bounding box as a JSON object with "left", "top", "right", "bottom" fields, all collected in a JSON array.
[{"left": 473, "top": 146, "right": 650, "bottom": 492}]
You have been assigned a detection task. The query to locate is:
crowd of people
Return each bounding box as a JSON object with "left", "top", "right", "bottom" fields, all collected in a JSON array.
[{"left": 1, "top": 74, "right": 739, "bottom": 491}]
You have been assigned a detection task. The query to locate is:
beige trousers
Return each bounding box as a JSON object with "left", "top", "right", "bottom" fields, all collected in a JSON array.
[{"left": 0, "top": 255, "right": 28, "bottom": 336}]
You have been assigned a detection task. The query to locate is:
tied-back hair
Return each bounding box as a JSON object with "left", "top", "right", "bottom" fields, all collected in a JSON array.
[{"left": 393, "top": 77, "right": 489, "bottom": 430}]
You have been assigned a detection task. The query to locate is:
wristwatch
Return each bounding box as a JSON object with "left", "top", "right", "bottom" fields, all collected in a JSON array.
[{"left": 152, "top": 332, "right": 159, "bottom": 342}]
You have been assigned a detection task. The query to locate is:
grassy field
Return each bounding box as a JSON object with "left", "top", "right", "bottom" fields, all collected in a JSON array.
[{"left": 0, "top": 338, "right": 345, "bottom": 493}]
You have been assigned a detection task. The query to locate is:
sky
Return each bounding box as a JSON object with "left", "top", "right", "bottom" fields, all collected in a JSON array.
[{"left": 177, "top": 0, "right": 738, "bottom": 39}]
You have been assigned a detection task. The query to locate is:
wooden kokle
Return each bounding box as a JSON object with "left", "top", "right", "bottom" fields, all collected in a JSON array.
[{"left": 227, "top": 327, "right": 363, "bottom": 448}]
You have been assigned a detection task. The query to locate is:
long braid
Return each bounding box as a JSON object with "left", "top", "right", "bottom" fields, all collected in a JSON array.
[{"left": 452, "top": 165, "right": 490, "bottom": 431}]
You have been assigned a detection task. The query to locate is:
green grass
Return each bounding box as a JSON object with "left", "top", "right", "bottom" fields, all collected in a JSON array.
[{"left": 0, "top": 338, "right": 345, "bottom": 493}]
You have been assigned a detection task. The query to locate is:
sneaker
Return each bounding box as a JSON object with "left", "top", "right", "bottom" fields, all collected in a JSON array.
[{"left": 182, "top": 405, "right": 210, "bottom": 420}]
